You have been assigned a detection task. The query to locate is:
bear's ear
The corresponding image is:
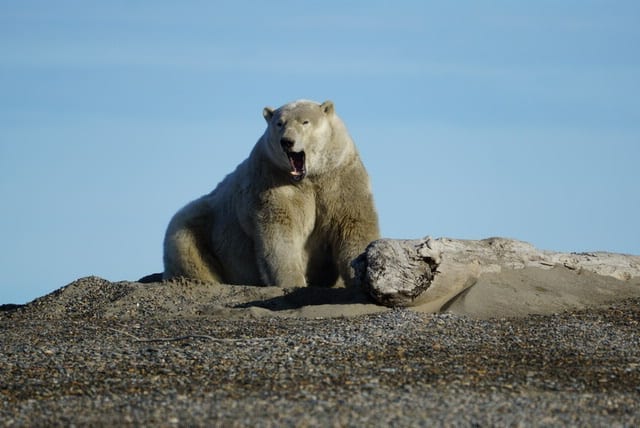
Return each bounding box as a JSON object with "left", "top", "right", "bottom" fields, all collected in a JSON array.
[
  {"left": 263, "top": 107, "right": 275, "bottom": 122},
  {"left": 321, "top": 100, "right": 334, "bottom": 115}
]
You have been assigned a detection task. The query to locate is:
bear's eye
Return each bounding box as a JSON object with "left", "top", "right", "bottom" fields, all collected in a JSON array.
[
  {"left": 302, "top": 120, "right": 310, "bottom": 126},
  {"left": 276, "top": 120, "right": 284, "bottom": 128}
]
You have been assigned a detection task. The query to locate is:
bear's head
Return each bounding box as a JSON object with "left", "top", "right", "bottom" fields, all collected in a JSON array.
[{"left": 262, "top": 100, "right": 344, "bottom": 182}]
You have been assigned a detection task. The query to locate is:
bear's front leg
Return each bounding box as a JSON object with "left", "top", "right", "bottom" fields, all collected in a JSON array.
[
  {"left": 254, "top": 231, "right": 308, "bottom": 287},
  {"left": 250, "top": 184, "right": 315, "bottom": 287}
]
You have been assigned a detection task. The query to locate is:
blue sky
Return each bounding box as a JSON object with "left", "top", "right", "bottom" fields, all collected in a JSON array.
[{"left": 1, "top": 1, "right": 639, "bottom": 304}]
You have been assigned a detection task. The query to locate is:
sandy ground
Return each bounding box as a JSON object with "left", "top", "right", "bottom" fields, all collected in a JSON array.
[{"left": 2, "top": 266, "right": 640, "bottom": 425}]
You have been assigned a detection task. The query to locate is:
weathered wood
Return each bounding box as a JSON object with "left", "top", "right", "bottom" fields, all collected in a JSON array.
[
  {"left": 352, "top": 238, "right": 438, "bottom": 307},
  {"left": 353, "top": 237, "right": 640, "bottom": 308}
]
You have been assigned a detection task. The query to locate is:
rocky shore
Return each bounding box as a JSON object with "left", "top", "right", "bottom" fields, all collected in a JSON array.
[{"left": 2, "top": 275, "right": 639, "bottom": 426}]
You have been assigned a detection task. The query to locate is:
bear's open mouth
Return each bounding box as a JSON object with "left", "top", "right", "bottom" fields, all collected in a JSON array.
[{"left": 286, "top": 150, "right": 306, "bottom": 182}]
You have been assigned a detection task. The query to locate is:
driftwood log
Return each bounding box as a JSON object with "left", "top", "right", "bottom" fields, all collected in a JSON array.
[{"left": 352, "top": 237, "right": 640, "bottom": 310}]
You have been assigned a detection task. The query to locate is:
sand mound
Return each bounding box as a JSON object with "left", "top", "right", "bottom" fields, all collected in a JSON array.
[{"left": 5, "top": 267, "right": 639, "bottom": 321}]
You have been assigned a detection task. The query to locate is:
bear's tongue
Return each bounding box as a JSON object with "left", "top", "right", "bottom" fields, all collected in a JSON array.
[{"left": 287, "top": 151, "right": 306, "bottom": 181}]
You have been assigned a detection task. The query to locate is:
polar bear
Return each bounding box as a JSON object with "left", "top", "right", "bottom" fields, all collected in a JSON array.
[{"left": 163, "top": 100, "right": 380, "bottom": 288}]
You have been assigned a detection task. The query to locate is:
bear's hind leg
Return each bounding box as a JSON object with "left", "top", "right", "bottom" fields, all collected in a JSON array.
[{"left": 163, "top": 198, "right": 223, "bottom": 283}]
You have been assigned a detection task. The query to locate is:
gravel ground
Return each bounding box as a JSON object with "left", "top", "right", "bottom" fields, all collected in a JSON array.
[{"left": 2, "top": 296, "right": 640, "bottom": 426}]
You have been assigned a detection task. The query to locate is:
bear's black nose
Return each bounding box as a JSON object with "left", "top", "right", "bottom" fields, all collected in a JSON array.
[{"left": 280, "top": 137, "right": 295, "bottom": 151}]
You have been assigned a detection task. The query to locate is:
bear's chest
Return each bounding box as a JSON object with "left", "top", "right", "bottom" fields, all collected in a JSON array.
[{"left": 252, "top": 184, "right": 317, "bottom": 235}]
